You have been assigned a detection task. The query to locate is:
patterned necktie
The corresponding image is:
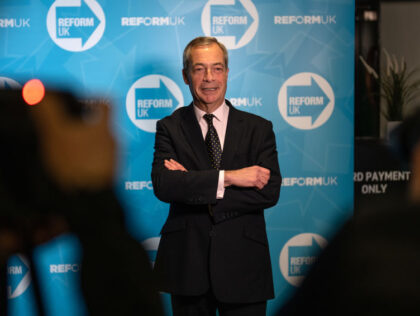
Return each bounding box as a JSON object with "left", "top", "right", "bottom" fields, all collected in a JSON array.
[{"left": 203, "top": 114, "right": 222, "bottom": 170}]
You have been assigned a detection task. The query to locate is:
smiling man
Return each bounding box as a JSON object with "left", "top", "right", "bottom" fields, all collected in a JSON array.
[{"left": 151, "top": 36, "right": 282, "bottom": 316}]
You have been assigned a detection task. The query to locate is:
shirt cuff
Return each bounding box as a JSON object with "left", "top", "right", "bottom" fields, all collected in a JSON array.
[{"left": 216, "top": 170, "right": 225, "bottom": 199}]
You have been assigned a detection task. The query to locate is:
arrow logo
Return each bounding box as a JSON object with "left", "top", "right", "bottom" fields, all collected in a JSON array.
[
  {"left": 135, "top": 79, "right": 176, "bottom": 120},
  {"left": 288, "top": 237, "right": 322, "bottom": 277},
  {"left": 287, "top": 77, "right": 330, "bottom": 124},
  {"left": 55, "top": 0, "right": 100, "bottom": 46},
  {"left": 7, "top": 255, "right": 31, "bottom": 299},
  {"left": 210, "top": 0, "right": 253, "bottom": 45}
]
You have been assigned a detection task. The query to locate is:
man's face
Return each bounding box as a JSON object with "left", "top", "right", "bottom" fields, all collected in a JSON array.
[{"left": 183, "top": 43, "right": 229, "bottom": 112}]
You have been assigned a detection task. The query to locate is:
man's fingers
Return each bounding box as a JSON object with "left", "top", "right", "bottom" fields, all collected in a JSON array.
[
  {"left": 165, "top": 160, "right": 176, "bottom": 170},
  {"left": 170, "top": 159, "right": 187, "bottom": 171},
  {"left": 224, "top": 165, "right": 271, "bottom": 189},
  {"left": 251, "top": 166, "right": 270, "bottom": 189},
  {"left": 164, "top": 160, "right": 175, "bottom": 169},
  {"left": 256, "top": 167, "right": 270, "bottom": 185},
  {"left": 166, "top": 159, "right": 178, "bottom": 169},
  {"left": 257, "top": 166, "right": 270, "bottom": 176},
  {"left": 164, "top": 159, "right": 187, "bottom": 172},
  {"left": 256, "top": 177, "right": 268, "bottom": 190},
  {"left": 169, "top": 159, "right": 181, "bottom": 168}
]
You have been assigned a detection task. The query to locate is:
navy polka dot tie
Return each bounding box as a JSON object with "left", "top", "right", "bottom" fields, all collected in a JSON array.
[{"left": 203, "top": 114, "right": 222, "bottom": 170}]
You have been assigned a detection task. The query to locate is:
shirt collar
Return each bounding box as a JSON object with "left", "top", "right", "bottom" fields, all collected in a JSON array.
[{"left": 193, "top": 101, "right": 229, "bottom": 123}]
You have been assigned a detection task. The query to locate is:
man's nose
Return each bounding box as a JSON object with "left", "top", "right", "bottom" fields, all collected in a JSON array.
[{"left": 203, "top": 68, "right": 213, "bottom": 81}]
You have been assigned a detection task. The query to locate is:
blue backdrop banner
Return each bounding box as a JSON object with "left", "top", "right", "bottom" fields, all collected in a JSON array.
[{"left": 1, "top": 0, "right": 354, "bottom": 315}]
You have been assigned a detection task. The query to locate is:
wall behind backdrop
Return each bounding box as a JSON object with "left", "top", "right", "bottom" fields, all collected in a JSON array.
[{"left": 0, "top": 0, "right": 354, "bottom": 315}]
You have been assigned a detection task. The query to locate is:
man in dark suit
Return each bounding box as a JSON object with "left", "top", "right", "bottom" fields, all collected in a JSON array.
[{"left": 152, "top": 36, "right": 282, "bottom": 316}]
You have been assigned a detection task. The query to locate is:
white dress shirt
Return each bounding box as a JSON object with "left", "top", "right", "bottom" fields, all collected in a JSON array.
[{"left": 194, "top": 102, "right": 230, "bottom": 199}]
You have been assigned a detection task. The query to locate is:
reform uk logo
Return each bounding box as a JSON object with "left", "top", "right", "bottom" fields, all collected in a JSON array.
[
  {"left": 126, "top": 75, "right": 184, "bottom": 133},
  {"left": 7, "top": 255, "right": 31, "bottom": 299},
  {"left": 202, "top": 0, "right": 258, "bottom": 50},
  {"left": 279, "top": 233, "right": 327, "bottom": 287},
  {"left": 0, "top": 18, "right": 30, "bottom": 28},
  {"left": 278, "top": 73, "right": 334, "bottom": 130},
  {"left": 47, "top": 0, "right": 105, "bottom": 52}
]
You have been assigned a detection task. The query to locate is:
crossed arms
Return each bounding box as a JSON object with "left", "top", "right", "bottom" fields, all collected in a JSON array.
[
  {"left": 151, "top": 118, "right": 281, "bottom": 212},
  {"left": 164, "top": 158, "right": 270, "bottom": 190}
]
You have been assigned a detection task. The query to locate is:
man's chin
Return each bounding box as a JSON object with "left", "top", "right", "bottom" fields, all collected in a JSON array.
[{"left": 205, "top": 99, "right": 224, "bottom": 108}]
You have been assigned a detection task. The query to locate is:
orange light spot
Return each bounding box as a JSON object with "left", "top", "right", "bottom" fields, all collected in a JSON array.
[{"left": 22, "top": 79, "right": 45, "bottom": 106}]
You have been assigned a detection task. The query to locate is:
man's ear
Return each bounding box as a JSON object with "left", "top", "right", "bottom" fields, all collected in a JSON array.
[{"left": 182, "top": 69, "right": 190, "bottom": 85}]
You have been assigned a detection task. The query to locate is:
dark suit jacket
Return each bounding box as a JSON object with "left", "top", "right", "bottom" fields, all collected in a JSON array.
[{"left": 151, "top": 101, "right": 281, "bottom": 303}]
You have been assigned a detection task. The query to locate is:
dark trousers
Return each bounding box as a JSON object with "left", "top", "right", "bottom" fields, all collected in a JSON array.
[{"left": 171, "top": 292, "right": 267, "bottom": 316}]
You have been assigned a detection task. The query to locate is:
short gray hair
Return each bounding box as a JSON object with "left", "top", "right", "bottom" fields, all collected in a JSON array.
[{"left": 183, "top": 36, "right": 228, "bottom": 71}]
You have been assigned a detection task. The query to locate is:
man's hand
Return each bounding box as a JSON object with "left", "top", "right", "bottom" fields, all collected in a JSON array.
[
  {"left": 224, "top": 166, "right": 270, "bottom": 190},
  {"left": 164, "top": 159, "right": 188, "bottom": 172}
]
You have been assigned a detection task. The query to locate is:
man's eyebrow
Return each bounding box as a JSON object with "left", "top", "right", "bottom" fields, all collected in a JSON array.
[{"left": 192, "top": 62, "right": 225, "bottom": 67}]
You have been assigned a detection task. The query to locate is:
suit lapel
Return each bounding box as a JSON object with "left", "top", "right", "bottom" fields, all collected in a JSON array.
[
  {"left": 220, "top": 102, "right": 243, "bottom": 170},
  {"left": 180, "top": 103, "right": 212, "bottom": 169}
]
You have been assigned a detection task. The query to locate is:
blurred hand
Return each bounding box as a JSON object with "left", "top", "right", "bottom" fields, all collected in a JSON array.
[{"left": 31, "top": 93, "right": 116, "bottom": 191}]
